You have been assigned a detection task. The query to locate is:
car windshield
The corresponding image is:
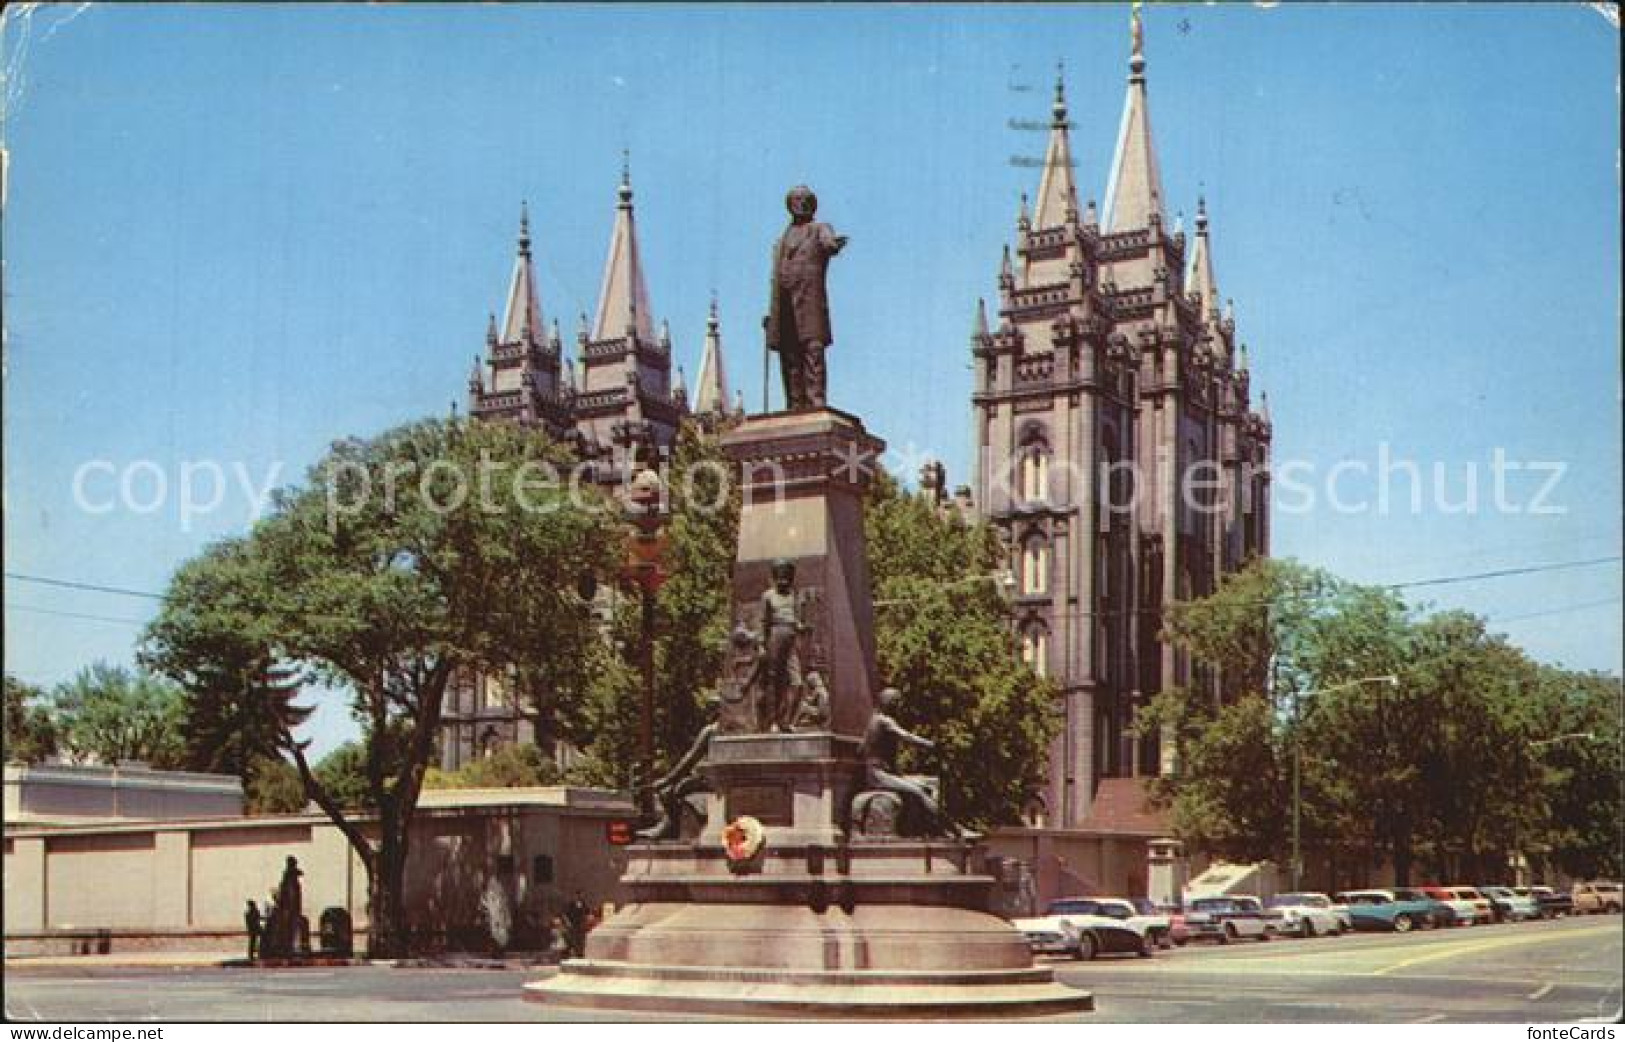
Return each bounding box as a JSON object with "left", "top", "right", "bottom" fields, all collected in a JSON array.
[
  {"left": 1048, "top": 901, "right": 1097, "bottom": 916},
  {"left": 1192, "top": 899, "right": 1232, "bottom": 912},
  {"left": 1099, "top": 903, "right": 1133, "bottom": 919},
  {"left": 1131, "top": 898, "right": 1156, "bottom": 915}
]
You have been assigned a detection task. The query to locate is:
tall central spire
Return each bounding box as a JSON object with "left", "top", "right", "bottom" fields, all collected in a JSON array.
[
  {"left": 500, "top": 201, "right": 544, "bottom": 345},
  {"left": 591, "top": 152, "right": 656, "bottom": 343},
  {"left": 693, "top": 295, "right": 729, "bottom": 415},
  {"left": 1031, "top": 62, "right": 1080, "bottom": 231},
  {"left": 1102, "top": 4, "right": 1165, "bottom": 234}
]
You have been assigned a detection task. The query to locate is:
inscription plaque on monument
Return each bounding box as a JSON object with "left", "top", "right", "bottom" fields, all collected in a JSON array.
[{"left": 726, "top": 783, "right": 793, "bottom": 826}]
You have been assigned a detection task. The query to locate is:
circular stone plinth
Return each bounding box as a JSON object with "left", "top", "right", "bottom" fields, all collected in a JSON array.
[
  {"left": 522, "top": 901, "right": 1092, "bottom": 1020},
  {"left": 525, "top": 959, "right": 1093, "bottom": 1020}
]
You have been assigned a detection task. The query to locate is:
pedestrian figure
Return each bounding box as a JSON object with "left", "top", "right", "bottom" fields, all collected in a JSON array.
[
  {"left": 244, "top": 899, "right": 263, "bottom": 961},
  {"left": 563, "top": 891, "right": 590, "bottom": 958}
]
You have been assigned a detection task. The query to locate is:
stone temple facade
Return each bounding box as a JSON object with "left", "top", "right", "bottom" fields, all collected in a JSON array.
[
  {"left": 968, "top": 21, "right": 1272, "bottom": 829},
  {"left": 443, "top": 164, "right": 739, "bottom": 772}
]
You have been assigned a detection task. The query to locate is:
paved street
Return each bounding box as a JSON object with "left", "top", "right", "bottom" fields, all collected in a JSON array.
[{"left": 4, "top": 915, "right": 1619, "bottom": 1023}]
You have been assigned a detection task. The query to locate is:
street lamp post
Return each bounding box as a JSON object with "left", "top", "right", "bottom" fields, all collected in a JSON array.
[{"left": 1290, "top": 673, "right": 1400, "bottom": 891}]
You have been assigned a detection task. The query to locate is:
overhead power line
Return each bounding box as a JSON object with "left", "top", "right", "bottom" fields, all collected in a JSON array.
[
  {"left": 3, "top": 572, "right": 166, "bottom": 601},
  {"left": 1389, "top": 555, "right": 1622, "bottom": 592}
]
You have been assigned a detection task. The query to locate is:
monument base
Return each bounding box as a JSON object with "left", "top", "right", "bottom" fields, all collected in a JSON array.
[
  {"left": 524, "top": 957, "right": 1092, "bottom": 1020},
  {"left": 524, "top": 736, "right": 1091, "bottom": 1019}
]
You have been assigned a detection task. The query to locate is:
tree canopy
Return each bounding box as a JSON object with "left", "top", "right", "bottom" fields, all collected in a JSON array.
[
  {"left": 1145, "top": 556, "right": 1623, "bottom": 885},
  {"left": 866, "top": 472, "right": 1059, "bottom": 828},
  {"left": 4, "top": 675, "right": 59, "bottom": 765},
  {"left": 47, "top": 662, "right": 186, "bottom": 768},
  {"left": 142, "top": 416, "right": 621, "bottom": 955}
]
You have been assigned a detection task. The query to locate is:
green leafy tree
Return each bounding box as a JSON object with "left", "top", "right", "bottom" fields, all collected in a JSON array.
[
  {"left": 141, "top": 417, "right": 619, "bottom": 956},
  {"left": 1144, "top": 559, "right": 1344, "bottom": 863},
  {"left": 424, "top": 743, "right": 563, "bottom": 789},
  {"left": 568, "top": 419, "right": 739, "bottom": 790},
  {"left": 139, "top": 539, "right": 310, "bottom": 787},
  {"left": 245, "top": 756, "right": 308, "bottom": 814},
  {"left": 866, "top": 472, "right": 1059, "bottom": 827},
  {"left": 304, "top": 741, "right": 373, "bottom": 811},
  {"left": 50, "top": 662, "right": 186, "bottom": 768},
  {"left": 4, "top": 675, "right": 58, "bottom": 764},
  {"left": 1530, "top": 668, "right": 1623, "bottom": 880}
]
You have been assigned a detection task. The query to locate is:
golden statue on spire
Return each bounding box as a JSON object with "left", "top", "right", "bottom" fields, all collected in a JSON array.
[{"left": 1131, "top": 2, "right": 1144, "bottom": 59}]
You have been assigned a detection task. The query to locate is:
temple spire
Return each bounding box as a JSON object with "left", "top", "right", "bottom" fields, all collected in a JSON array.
[
  {"left": 694, "top": 295, "right": 729, "bottom": 415},
  {"left": 972, "top": 297, "right": 989, "bottom": 339},
  {"left": 1103, "top": 4, "right": 1165, "bottom": 233},
  {"left": 591, "top": 155, "right": 655, "bottom": 343},
  {"left": 1031, "top": 62, "right": 1079, "bottom": 231},
  {"left": 1188, "top": 196, "right": 1219, "bottom": 319},
  {"left": 500, "top": 201, "right": 544, "bottom": 345}
]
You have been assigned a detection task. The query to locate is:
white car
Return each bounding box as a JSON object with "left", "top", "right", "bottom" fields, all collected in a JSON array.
[
  {"left": 1012, "top": 903, "right": 1151, "bottom": 960},
  {"left": 1094, "top": 896, "right": 1173, "bottom": 949},
  {"left": 1184, "top": 895, "right": 1272, "bottom": 943},
  {"left": 1264, "top": 892, "right": 1345, "bottom": 937}
]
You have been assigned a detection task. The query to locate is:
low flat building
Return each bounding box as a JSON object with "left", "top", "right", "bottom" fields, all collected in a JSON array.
[
  {"left": 4, "top": 785, "right": 635, "bottom": 956},
  {"left": 3, "top": 762, "right": 244, "bottom": 825}
]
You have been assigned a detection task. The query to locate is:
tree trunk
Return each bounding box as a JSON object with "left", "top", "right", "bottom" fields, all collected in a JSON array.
[{"left": 366, "top": 831, "right": 411, "bottom": 958}]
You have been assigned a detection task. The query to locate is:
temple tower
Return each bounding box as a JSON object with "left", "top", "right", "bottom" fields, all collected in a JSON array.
[{"left": 969, "top": 11, "right": 1270, "bottom": 827}]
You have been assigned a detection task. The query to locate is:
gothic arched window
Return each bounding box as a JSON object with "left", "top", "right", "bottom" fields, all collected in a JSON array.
[
  {"left": 1020, "top": 623, "right": 1050, "bottom": 679},
  {"left": 1020, "top": 533, "right": 1050, "bottom": 596},
  {"left": 1017, "top": 425, "right": 1051, "bottom": 504}
]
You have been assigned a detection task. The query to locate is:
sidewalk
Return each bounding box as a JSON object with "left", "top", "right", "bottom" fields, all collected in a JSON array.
[
  {"left": 4, "top": 950, "right": 561, "bottom": 972},
  {"left": 4, "top": 951, "right": 237, "bottom": 971}
]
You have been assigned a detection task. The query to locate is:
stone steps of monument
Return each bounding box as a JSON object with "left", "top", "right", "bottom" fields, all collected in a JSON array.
[{"left": 525, "top": 960, "right": 1094, "bottom": 1019}]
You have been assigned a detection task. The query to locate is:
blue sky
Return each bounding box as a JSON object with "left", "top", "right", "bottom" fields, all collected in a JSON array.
[{"left": 3, "top": 3, "right": 1619, "bottom": 756}]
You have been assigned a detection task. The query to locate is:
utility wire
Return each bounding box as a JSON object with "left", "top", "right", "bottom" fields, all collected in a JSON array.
[
  {"left": 3, "top": 572, "right": 166, "bottom": 601},
  {"left": 4, "top": 603, "right": 150, "bottom": 626},
  {"left": 8, "top": 554, "right": 1622, "bottom": 627}
]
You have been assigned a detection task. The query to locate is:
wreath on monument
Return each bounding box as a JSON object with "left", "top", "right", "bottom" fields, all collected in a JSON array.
[{"left": 722, "top": 816, "right": 767, "bottom": 869}]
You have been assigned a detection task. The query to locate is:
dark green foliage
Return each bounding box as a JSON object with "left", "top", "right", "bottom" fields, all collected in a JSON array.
[
  {"left": 4, "top": 675, "right": 58, "bottom": 765},
  {"left": 245, "top": 756, "right": 308, "bottom": 815},
  {"left": 141, "top": 416, "right": 619, "bottom": 956},
  {"left": 424, "top": 742, "right": 564, "bottom": 790},
  {"left": 866, "top": 472, "right": 1059, "bottom": 828},
  {"left": 49, "top": 662, "right": 186, "bottom": 768},
  {"left": 1147, "top": 556, "right": 1623, "bottom": 885}
]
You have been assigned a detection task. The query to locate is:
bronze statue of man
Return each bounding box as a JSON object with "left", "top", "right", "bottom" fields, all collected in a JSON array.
[{"left": 765, "top": 185, "right": 846, "bottom": 409}]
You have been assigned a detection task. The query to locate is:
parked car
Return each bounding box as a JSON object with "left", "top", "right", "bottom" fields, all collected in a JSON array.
[
  {"left": 1096, "top": 897, "right": 1173, "bottom": 949},
  {"left": 1022, "top": 897, "right": 1155, "bottom": 960},
  {"left": 1480, "top": 886, "right": 1540, "bottom": 923},
  {"left": 1264, "top": 892, "right": 1344, "bottom": 937},
  {"left": 1297, "top": 891, "right": 1355, "bottom": 933},
  {"left": 1156, "top": 903, "right": 1191, "bottom": 946},
  {"left": 1334, "top": 889, "right": 1437, "bottom": 932},
  {"left": 1446, "top": 885, "right": 1495, "bottom": 923},
  {"left": 1419, "top": 885, "right": 1480, "bottom": 926},
  {"left": 1572, "top": 882, "right": 1623, "bottom": 914},
  {"left": 1183, "top": 895, "right": 1271, "bottom": 944},
  {"left": 1393, "top": 888, "right": 1463, "bottom": 927},
  {"left": 1527, "top": 885, "right": 1573, "bottom": 918}
]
